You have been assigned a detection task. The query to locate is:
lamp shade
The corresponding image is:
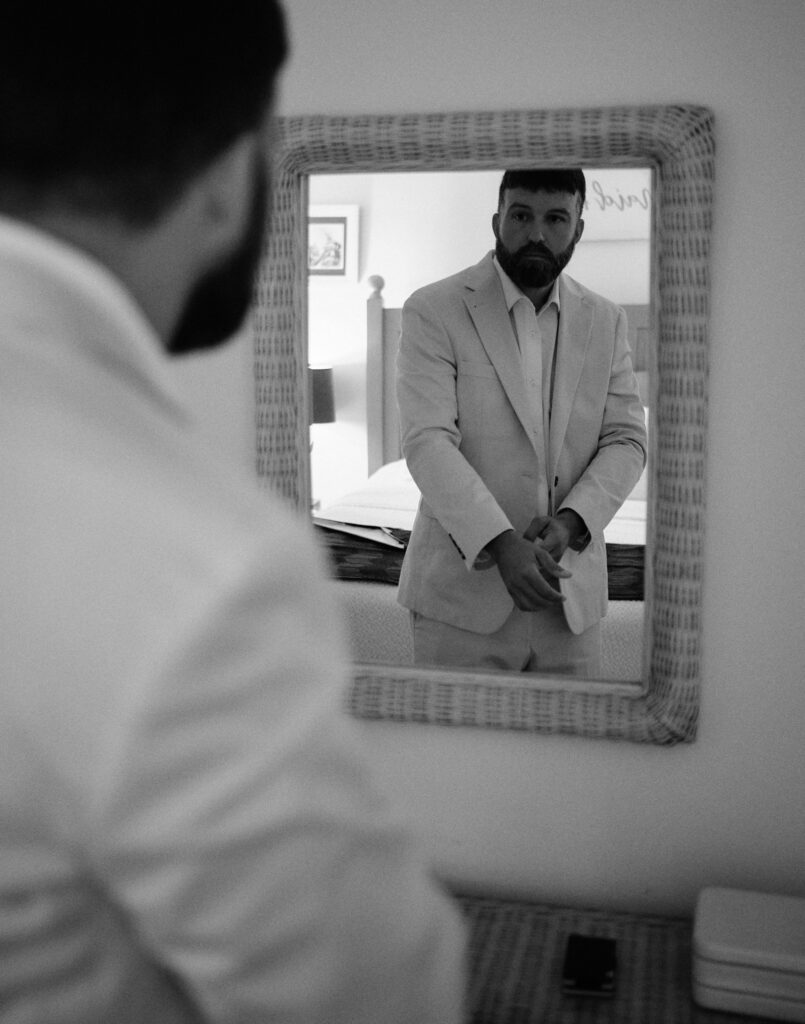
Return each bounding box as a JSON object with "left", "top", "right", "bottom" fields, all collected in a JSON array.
[{"left": 309, "top": 365, "right": 335, "bottom": 424}]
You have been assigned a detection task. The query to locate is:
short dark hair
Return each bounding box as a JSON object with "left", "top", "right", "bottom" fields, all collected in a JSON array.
[
  {"left": 0, "top": 1, "right": 288, "bottom": 225},
  {"left": 498, "top": 169, "right": 586, "bottom": 216}
]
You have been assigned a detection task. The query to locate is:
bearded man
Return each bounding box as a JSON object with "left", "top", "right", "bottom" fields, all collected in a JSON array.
[
  {"left": 0, "top": 4, "right": 466, "bottom": 1022},
  {"left": 396, "top": 169, "right": 647, "bottom": 675}
]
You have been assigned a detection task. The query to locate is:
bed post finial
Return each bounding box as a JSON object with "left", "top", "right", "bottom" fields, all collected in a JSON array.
[{"left": 366, "top": 275, "right": 388, "bottom": 475}]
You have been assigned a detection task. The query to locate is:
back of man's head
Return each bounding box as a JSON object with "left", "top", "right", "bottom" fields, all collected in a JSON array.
[
  {"left": 498, "top": 169, "right": 586, "bottom": 216},
  {"left": 0, "top": 1, "right": 288, "bottom": 225}
]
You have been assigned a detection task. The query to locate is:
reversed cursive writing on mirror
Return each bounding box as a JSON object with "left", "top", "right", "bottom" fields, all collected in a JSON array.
[{"left": 586, "top": 178, "right": 651, "bottom": 213}]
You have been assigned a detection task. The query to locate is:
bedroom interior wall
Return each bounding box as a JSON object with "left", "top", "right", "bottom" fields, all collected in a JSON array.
[{"left": 177, "top": 0, "right": 805, "bottom": 916}]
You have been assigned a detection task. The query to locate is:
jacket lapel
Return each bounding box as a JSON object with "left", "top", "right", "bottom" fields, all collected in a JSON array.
[
  {"left": 462, "top": 254, "right": 537, "bottom": 450},
  {"left": 548, "top": 275, "right": 594, "bottom": 478}
]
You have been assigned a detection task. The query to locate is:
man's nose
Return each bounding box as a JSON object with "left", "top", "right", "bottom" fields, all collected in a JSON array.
[{"left": 527, "top": 223, "right": 546, "bottom": 244}]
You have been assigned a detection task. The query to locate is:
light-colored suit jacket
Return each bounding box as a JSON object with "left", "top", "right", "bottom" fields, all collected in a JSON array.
[{"left": 397, "top": 251, "right": 647, "bottom": 635}]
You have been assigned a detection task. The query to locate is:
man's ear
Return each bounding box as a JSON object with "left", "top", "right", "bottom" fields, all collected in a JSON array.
[
  {"left": 492, "top": 211, "right": 500, "bottom": 238},
  {"left": 197, "top": 132, "right": 257, "bottom": 244},
  {"left": 574, "top": 217, "right": 585, "bottom": 244}
]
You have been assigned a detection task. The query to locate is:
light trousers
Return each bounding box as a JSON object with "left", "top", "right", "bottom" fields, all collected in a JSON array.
[{"left": 411, "top": 602, "right": 602, "bottom": 677}]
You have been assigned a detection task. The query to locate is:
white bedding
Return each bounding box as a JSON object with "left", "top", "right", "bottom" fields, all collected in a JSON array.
[{"left": 317, "top": 458, "right": 647, "bottom": 546}]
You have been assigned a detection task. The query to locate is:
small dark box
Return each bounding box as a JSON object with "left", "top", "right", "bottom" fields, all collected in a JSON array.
[{"left": 561, "top": 933, "right": 617, "bottom": 997}]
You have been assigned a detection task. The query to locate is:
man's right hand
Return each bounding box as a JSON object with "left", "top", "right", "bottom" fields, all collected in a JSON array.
[{"left": 484, "top": 529, "right": 571, "bottom": 611}]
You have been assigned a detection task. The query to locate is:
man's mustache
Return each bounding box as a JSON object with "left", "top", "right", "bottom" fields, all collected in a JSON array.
[{"left": 516, "top": 243, "right": 556, "bottom": 261}]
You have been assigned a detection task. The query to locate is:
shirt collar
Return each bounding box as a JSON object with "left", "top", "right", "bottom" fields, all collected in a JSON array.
[{"left": 493, "top": 253, "right": 561, "bottom": 314}]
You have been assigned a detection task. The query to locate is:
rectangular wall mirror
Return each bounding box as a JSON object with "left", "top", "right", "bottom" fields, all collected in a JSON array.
[
  {"left": 308, "top": 167, "right": 651, "bottom": 685},
  {"left": 253, "top": 106, "right": 714, "bottom": 746}
]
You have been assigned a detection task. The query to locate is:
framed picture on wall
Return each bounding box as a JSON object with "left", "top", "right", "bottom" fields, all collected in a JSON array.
[{"left": 308, "top": 205, "right": 359, "bottom": 280}]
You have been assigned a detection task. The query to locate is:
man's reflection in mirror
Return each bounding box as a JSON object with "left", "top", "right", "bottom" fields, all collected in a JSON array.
[{"left": 396, "top": 169, "right": 647, "bottom": 675}]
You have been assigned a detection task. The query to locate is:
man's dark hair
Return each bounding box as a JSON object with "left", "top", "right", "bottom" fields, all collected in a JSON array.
[
  {"left": 0, "top": 2, "right": 288, "bottom": 225},
  {"left": 498, "top": 169, "right": 586, "bottom": 216}
]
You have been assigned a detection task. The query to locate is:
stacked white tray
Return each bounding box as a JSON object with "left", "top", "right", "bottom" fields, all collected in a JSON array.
[{"left": 693, "top": 888, "right": 805, "bottom": 1021}]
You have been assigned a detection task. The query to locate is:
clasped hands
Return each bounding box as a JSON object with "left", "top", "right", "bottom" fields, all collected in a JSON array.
[{"left": 485, "top": 510, "right": 582, "bottom": 612}]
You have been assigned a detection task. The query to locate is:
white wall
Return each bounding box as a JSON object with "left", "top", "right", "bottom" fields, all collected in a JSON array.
[{"left": 183, "top": 0, "right": 805, "bottom": 916}]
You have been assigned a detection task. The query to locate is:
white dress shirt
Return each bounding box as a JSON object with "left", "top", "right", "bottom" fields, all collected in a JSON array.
[
  {"left": 0, "top": 216, "right": 465, "bottom": 1024},
  {"left": 493, "top": 255, "right": 561, "bottom": 515}
]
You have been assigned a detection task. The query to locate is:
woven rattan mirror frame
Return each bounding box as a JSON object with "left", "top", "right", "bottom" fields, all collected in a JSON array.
[{"left": 254, "top": 105, "right": 714, "bottom": 745}]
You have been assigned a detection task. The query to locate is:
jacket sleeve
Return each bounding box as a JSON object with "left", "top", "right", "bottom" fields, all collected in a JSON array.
[
  {"left": 397, "top": 291, "right": 512, "bottom": 568},
  {"left": 557, "top": 306, "right": 647, "bottom": 542},
  {"left": 88, "top": 517, "right": 467, "bottom": 1024}
]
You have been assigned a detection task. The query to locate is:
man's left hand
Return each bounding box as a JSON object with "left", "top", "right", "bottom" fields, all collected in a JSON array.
[{"left": 524, "top": 509, "right": 585, "bottom": 560}]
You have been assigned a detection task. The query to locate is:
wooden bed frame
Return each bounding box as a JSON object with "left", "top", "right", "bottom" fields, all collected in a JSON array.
[{"left": 366, "top": 274, "right": 402, "bottom": 474}]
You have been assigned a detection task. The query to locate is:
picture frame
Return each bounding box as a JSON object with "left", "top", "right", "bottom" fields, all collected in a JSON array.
[{"left": 308, "top": 205, "right": 359, "bottom": 280}]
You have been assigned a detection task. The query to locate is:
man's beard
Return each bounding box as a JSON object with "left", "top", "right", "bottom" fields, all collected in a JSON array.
[
  {"left": 495, "top": 235, "right": 577, "bottom": 292},
  {"left": 168, "top": 160, "right": 269, "bottom": 355}
]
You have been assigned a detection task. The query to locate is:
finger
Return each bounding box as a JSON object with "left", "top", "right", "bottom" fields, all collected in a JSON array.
[
  {"left": 524, "top": 515, "right": 552, "bottom": 542},
  {"left": 533, "top": 547, "right": 572, "bottom": 579},
  {"left": 520, "top": 571, "right": 567, "bottom": 608}
]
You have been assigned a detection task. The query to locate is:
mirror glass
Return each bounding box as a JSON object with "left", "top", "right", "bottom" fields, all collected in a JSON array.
[{"left": 308, "top": 167, "right": 651, "bottom": 683}]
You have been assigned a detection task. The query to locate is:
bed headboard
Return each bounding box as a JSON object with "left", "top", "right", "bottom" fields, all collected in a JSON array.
[{"left": 366, "top": 275, "right": 402, "bottom": 474}]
